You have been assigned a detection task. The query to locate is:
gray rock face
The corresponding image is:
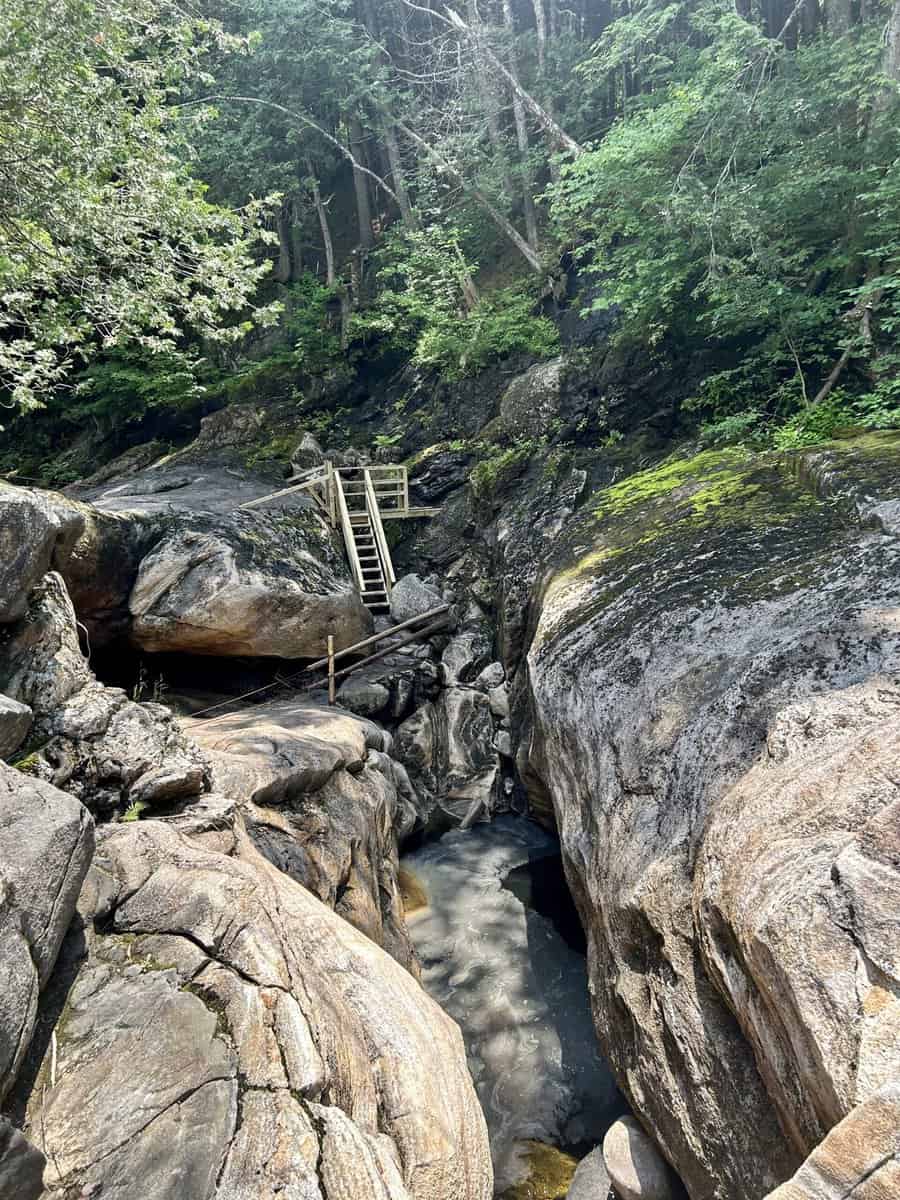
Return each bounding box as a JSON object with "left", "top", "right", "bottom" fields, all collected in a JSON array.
[
  {"left": 0, "top": 695, "right": 32, "bottom": 760},
  {"left": 762, "top": 1082, "right": 900, "bottom": 1200},
  {"left": 0, "top": 483, "right": 84, "bottom": 623},
  {"left": 129, "top": 509, "right": 371, "bottom": 657},
  {"left": 441, "top": 625, "right": 493, "bottom": 686},
  {"left": 187, "top": 700, "right": 418, "bottom": 968},
  {"left": 522, "top": 436, "right": 900, "bottom": 1198},
  {"left": 0, "top": 573, "right": 207, "bottom": 813},
  {"left": 291, "top": 431, "right": 326, "bottom": 474},
  {"left": 337, "top": 677, "right": 390, "bottom": 717},
  {"left": 499, "top": 357, "right": 564, "bottom": 439},
  {"left": 0, "top": 764, "right": 94, "bottom": 1100},
  {"left": 395, "top": 687, "right": 499, "bottom": 826},
  {"left": 603, "top": 1118, "right": 679, "bottom": 1200},
  {"left": 23, "top": 817, "right": 492, "bottom": 1200},
  {"left": 390, "top": 573, "right": 444, "bottom": 625},
  {"left": 0, "top": 1117, "right": 45, "bottom": 1200},
  {"left": 567, "top": 1146, "right": 612, "bottom": 1200}
]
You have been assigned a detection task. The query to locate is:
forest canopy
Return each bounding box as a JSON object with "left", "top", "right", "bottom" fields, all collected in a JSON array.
[{"left": 1, "top": 0, "right": 899, "bottom": 444}]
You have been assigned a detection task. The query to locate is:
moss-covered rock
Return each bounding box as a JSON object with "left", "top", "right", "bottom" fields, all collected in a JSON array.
[{"left": 520, "top": 432, "right": 900, "bottom": 1200}]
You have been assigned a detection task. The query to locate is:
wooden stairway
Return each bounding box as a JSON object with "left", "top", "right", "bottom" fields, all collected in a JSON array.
[
  {"left": 238, "top": 460, "right": 437, "bottom": 613},
  {"left": 334, "top": 470, "right": 396, "bottom": 612}
]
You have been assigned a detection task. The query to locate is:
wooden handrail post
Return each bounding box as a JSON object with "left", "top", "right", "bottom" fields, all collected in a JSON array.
[{"left": 327, "top": 635, "right": 336, "bottom": 705}]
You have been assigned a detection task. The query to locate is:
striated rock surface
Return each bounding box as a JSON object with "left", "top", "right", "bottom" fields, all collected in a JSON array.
[
  {"left": 518, "top": 435, "right": 900, "bottom": 1198},
  {"left": 187, "top": 699, "right": 418, "bottom": 969},
  {"left": 0, "top": 1117, "right": 45, "bottom": 1200},
  {"left": 0, "top": 763, "right": 94, "bottom": 1100},
  {"left": 129, "top": 509, "right": 371, "bottom": 657},
  {"left": 0, "top": 694, "right": 32, "bottom": 760},
  {"left": 0, "top": 484, "right": 84, "bottom": 624},
  {"left": 22, "top": 814, "right": 493, "bottom": 1200},
  {"left": 395, "top": 687, "right": 500, "bottom": 826},
  {"left": 762, "top": 1082, "right": 900, "bottom": 1200},
  {"left": 603, "top": 1117, "right": 680, "bottom": 1200},
  {"left": 0, "top": 572, "right": 207, "bottom": 813}
]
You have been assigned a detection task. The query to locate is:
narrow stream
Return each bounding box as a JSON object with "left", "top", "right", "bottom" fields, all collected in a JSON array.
[{"left": 403, "top": 816, "right": 626, "bottom": 1197}]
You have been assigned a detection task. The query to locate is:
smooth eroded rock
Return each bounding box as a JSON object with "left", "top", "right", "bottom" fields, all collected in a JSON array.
[
  {"left": 0, "top": 764, "right": 93, "bottom": 1099},
  {"left": 523, "top": 435, "right": 900, "bottom": 1198},
  {"left": 0, "top": 695, "right": 32, "bottom": 760},
  {"left": 762, "top": 1082, "right": 900, "bottom": 1200},
  {"left": 567, "top": 1145, "right": 612, "bottom": 1200},
  {"left": 129, "top": 509, "right": 371, "bottom": 657},
  {"left": 602, "top": 1118, "right": 679, "bottom": 1200},
  {"left": 188, "top": 699, "right": 417, "bottom": 967},
  {"left": 24, "top": 817, "right": 493, "bottom": 1200},
  {"left": 0, "top": 572, "right": 208, "bottom": 813},
  {"left": 0, "top": 484, "right": 84, "bottom": 623}
]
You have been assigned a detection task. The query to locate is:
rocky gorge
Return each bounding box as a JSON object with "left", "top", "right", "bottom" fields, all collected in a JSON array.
[{"left": 0, "top": 355, "right": 898, "bottom": 1200}]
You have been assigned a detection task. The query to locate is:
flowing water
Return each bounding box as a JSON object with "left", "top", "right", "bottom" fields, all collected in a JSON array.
[{"left": 403, "top": 816, "right": 625, "bottom": 1196}]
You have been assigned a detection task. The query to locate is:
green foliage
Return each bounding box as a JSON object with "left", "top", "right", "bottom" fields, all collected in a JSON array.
[
  {"left": 282, "top": 275, "right": 344, "bottom": 377},
  {"left": 0, "top": 0, "right": 277, "bottom": 412},
  {"left": 551, "top": 1, "right": 900, "bottom": 429},
  {"left": 415, "top": 287, "right": 560, "bottom": 380},
  {"left": 470, "top": 440, "right": 542, "bottom": 500},
  {"left": 351, "top": 224, "right": 559, "bottom": 380},
  {"left": 699, "top": 410, "right": 764, "bottom": 447},
  {"left": 74, "top": 348, "right": 204, "bottom": 431}
]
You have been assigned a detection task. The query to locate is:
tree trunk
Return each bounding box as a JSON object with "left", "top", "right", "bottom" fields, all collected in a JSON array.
[
  {"left": 502, "top": 0, "right": 539, "bottom": 251},
  {"left": 306, "top": 159, "right": 336, "bottom": 287},
  {"left": 466, "top": 0, "right": 518, "bottom": 206},
  {"left": 275, "top": 202, "right": 292, "bottom": 283},
  {"left": 358, "top": 0, "right": 418, "bottom": 228},
  {"left": 444, "top": 8, "right": 584, "bottom": 155},
  {"left": 349, "top": 111, "right": 375, "bottom": 251},
  {"left": 531, "top": 0, "right": 548, "bottom": 73},
  {"left": 290, "top": 195, "right": 305, "bottom": 280},
  {"left": 886, "top": 0, "right": 900, "bottom": 81},
  {"left": 395, "top": 118, "right": 543, "bottom": 272},
  {"left": 384, "top": 121, "right": 417, "bottom": 228}
]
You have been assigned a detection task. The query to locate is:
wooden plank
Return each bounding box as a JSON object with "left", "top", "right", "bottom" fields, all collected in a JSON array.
[
  {"left": 238, "top": 473, "right": 329, "bottom": 510},
  {"left": 364, "top": 468, "right": 397, "bottom": 591},
  {"left": 303, "top": 604, "right": 451, "bottom": 672},
  {"left": 334, "top": 473, "right": 366, "bottom": 592},
  {"left": 381, "top": 506, "right": 441, "bottom": 520},
  {"left": 330, "top": 616, "right": 450, "bottom": 683}
]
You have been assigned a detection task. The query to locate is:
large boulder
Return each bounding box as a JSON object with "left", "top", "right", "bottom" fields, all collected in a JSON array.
[
  {"left": 602, "top": 1118, "right": 680, "bottom": 1200},
  {"left": 762, "top": 1082, "right": 900, "bottom": 1200},
  {"left": 0, "top": 484, "right": 84, "bottom": 623},
  {"left": 187, "top": 699, "right": 418, "bottom": 969},
  {"left": 521, "top": 434, "right": 900, "bottom": 1199},
  {"left": 390, "top": 573, "right": 444, "bottom": 625},
  {"left": 395, "top": 687, "right": 500, "bottom": 826},
  {"left": 129, "top": 509, "right": 372, "bottom": 657},
  {"left": 0, "top": 695, "right": 32, "bottom": 760},
  {"left": 499, "top": 358, "right": 564, "bottom": 440},
  {"left": 0, "top": 764, "right": 94, "bottom": 1100},
  {"left": 22, "top": 816, "right": 493, "bottom": 1200},
  {"left": 0, "top": 1118, "right": 45, "bottom": 1200},
  {"left": 0, "top": 573, "right": 207, "bottom": 814}
]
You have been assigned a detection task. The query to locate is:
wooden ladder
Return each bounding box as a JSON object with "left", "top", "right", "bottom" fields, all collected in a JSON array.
[{"left": 334, "top": 469, "right": 397, "bottom": 612}]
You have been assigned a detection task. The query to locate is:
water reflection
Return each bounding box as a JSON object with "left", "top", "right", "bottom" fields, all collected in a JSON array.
[{"left": 403, "top": 816, "right": 625, "bottom": 1195}]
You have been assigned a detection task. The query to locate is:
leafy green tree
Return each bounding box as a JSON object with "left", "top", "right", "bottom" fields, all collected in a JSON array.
[
  {"left": 550, "top": 0, "right": 900, "bottom": 429},
  {"left": 0, "top": 0, "right": 276, "bottom": 412}
]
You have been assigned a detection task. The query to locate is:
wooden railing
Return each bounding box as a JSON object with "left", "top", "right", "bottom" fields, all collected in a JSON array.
[
  {"left": 333, "top": 471, "right": 366, "bottom": 591},
  {"left": 364, "top": 469, "right": 397, "bottom": 590}
]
